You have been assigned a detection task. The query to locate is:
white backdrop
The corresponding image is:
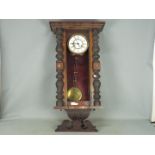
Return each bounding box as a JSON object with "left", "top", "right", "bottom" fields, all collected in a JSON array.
[{"left": 0, "top": 19, "right": 155, "bottom": 120}]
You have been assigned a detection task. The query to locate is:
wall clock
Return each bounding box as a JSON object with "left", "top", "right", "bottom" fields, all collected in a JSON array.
[{"left": 50, "top": 20, "right": 105, "bottom": 132}]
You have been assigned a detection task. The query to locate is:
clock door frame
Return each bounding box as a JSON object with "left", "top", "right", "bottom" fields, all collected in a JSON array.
[{"left": 65, "top": 30, "right": 91, "bottom": 106}]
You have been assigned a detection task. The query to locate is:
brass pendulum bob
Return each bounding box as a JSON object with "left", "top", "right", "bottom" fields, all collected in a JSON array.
[{"left": 67, "top": 56, "right": 82, "bottom": 102}]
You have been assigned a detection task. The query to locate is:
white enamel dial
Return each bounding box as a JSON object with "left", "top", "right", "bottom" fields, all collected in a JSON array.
[{"left": 68, "top": 34, "right": 89, "bottom": 55}]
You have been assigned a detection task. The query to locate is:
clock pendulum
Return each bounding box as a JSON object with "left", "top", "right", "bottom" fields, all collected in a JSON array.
[
  {"left": 50, "top": 20, "right": 105, "bottom": 132},
  {"left": 67, "top": 56, "right": 82, "bottom": 103}
]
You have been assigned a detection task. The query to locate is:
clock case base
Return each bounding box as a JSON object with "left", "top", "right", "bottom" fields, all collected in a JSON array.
[
  {"left": 55, "top": 120, "right": 97, "bottom": 132},
  {"left": 55, "top": 109, "right": 97, "bottom": 132}
]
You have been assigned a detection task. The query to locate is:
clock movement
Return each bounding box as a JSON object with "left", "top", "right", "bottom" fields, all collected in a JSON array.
[{"left": 50, "top": 20, "right": 105, "bottom": 132}]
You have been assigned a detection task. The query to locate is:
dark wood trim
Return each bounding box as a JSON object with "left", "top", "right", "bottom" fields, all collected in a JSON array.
[
  {"left": 89, "top": 30, "right": 93, "bottom": 105},
  {"left": 55, "top": 29, "right": 65, "bottom": 106},
  {"left": 50, "top": 20, "right": 105, "bottom": 33},
  {"left": 63, "top": 31, "right": 67, "bottom": 106},
  {"left": 92, "top": 29, "right": 101, "bottom": 106}
]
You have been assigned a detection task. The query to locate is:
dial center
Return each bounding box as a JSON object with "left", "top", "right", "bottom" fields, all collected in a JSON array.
[{"left": 74, "top": 39, "right": 83, "bottom": 49}]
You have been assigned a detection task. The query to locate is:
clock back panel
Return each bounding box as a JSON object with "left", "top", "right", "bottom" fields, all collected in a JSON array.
[{"left": 66, "top": 49, "right": 90, "bottom": 101}]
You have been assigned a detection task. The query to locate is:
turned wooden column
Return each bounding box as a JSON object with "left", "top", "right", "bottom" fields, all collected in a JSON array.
[
  {"left": 93, "top": 29, "right": 101, "bottom": 106},
  {"left": 55, "top": 29, "right": 65, "bottom": 106}
]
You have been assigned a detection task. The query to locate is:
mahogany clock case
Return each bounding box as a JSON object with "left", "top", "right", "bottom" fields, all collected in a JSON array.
[
  {"left": 50, "top": 20, "right": 105, "bottom": 108},
  {"left": 50, "top": 20, "right": 105, "bottom": 132}
]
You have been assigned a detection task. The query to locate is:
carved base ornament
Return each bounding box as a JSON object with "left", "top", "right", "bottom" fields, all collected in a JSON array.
[
  {"left": 50, "top": 20, "right": 105, "bottom": 132},
  {"left": 55, "top": 120, "right": 97, "bottom": 132}
]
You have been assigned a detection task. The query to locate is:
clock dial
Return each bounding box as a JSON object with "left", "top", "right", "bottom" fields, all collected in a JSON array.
[{"left": 68, "top": 34, "right": 89, "bottom": 55}]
